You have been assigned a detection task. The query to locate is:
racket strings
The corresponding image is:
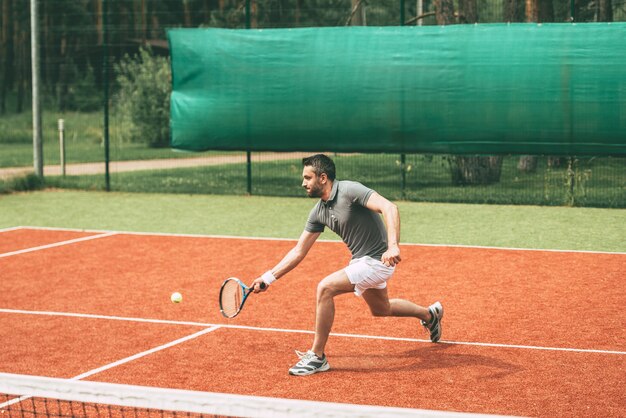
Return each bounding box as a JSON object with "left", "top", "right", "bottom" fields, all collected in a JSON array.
[{"left": 220, "top": 280, "right": 244, "bottom": 317}]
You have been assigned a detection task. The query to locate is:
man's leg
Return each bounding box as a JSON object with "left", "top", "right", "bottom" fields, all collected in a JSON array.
[
  {"left": 361, "top": 287, "right": 431, "bottom": 321},
  {"left": 362, "top": 287, "right": 444, "bottom": 343},
  {"left": 288, "top": 269, "right": 353, "bottom": 376},
  {"left": 311, "top": 269, "right": 355, "bottom": 357}
]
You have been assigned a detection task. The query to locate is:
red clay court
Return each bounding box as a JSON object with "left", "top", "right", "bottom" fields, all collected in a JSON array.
[{"left": 1, "top": 226, "right": 624, "bottom": 417}]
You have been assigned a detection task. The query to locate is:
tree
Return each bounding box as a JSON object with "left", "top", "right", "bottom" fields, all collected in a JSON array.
[
  {"left": 1, "top": 0, "right": 14, "bottom": 114},
  {"left": 597, "top": 0, "right": 613, "bottom": 21},
  {"left": 458, "top": 0, "right": 478, "bottom": 23},
  {"left": 518, "top": 0, "right": 556, "bottom": 173},
  {"left": 449, "top": 156, "right": 504, "bottom": 185},
  {"left": 348, "top": 0, "right": 367, "bottom": 25},
  {"left": 504, "top": 0, "right": 525, "bottom": 22},
  {"left": 114, "top": 47, "right": 171, "bottom": 147},
  {"left": 435, "top": 0, "right": 455, "bottom": 24}
]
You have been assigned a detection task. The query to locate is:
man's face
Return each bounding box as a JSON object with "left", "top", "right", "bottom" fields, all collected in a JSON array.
[{"left": 302, "top": 165, "right": 325, "bottom": 198}]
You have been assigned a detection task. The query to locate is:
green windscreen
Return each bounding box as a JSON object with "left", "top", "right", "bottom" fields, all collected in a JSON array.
[{"left": 168, "top": 24, "right": 626, "bottom": 156}]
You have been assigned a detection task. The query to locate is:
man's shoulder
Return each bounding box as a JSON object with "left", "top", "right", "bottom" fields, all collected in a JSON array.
[
  {"left": 336, "top": 180, "right": 367, "bottom": 191},
  {"left": 336, "top": 180, "right": 373, "bottom": 197}
]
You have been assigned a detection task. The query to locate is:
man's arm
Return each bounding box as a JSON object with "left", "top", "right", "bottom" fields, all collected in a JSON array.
[
  {"left": 365, "top": 192, "right": 401, "bottom": 267},
  {"left": 253, "top": 229, "right": 321, "bottom": 291}
]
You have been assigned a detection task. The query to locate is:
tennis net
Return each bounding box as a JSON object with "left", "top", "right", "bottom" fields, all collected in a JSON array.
[{"left": 0, "top": 372, "right": 480, "bottom": 418}]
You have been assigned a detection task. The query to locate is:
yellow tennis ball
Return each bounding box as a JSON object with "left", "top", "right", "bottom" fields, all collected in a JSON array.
[{"left": 170, "top": 292, "right": 183, "bottom": 304}]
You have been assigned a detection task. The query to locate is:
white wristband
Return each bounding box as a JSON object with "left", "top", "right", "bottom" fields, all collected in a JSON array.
[{"left": 261, "top": 271, "right": 277, "bottom": 285}]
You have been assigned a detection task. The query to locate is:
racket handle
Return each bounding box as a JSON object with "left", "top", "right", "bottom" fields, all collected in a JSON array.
[{"left": 259, "top": 282, "right": 267, "bottom": 290}]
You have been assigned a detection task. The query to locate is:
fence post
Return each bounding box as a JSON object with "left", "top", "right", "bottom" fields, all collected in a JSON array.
[
  {"left": 103, "top": 0, "right": 111, "bottom": 191},
  {"left": 31, "top": 0, "right": 43, "bottom": 179},
  {"left": 245, "top": 0, "right": 252, "bottom": 195},
  {"left": 400, "top": 0, "right": 407, "bottom": 198},
  {"left": 58, "top": 119, "right": 66, "bottom": 176}
]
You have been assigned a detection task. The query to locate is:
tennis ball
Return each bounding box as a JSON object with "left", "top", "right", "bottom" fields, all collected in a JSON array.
[{"left": 170, "top": 292, "right": 183, "bottom": 304}]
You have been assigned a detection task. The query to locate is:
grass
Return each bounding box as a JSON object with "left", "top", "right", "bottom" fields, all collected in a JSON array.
[
  {"left": 3, "top": 109, "right": 624, "bottom": 208},
  {"left": 0, "top": 190, "right": 624, "bottom": 252},
  {"left": 0, "top": 109, "right": 229, "bottom": 168},
  {"left": 40, "top": 153, "right": 626, "bottom": 208},
  {"left": 0, "top": 174, "right": 45, "bottom": 194}
]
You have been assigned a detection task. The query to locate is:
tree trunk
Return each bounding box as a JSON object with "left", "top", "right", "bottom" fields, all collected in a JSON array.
[
  {"left": 350, "top": 0, "right": 367, "bottom": 26},
  {"left": 525, "top": 0, "right": 537, "bottom": 22},
  {"left": 151, "top": 8, "right": 161, "bottom": 39},
  {"left": 547, "top": 157, "right": 563, "bottom": 168},
  {"left": 141, "top": 0, "right": 147, "bottom": 42},
  {"left": 517, "top": 0, "right": 554, "bottom": 169},
  {"left": 436, "top": 0, "right": 455, "bottom": 24},
  {"left": 251, "top": 0, "right": 259, "bottom": 28},
  {"left": 95, "top": 0, "right": 103, "bottom": 45},
  {"left": 459, "top": 0, "right": 478, "bottom": 23},
  {"left": 597, "top": 0, "right": 613, "bottom": 21},
  {"left": 504, "top": 0, "right": 524, "bottom": 22},
  {"left": 16, "top": 32, "right": 26, "bottom": 113},
  {"left": 1, "top": 0, "right": 13, "bottom": 114},
  {"left": 537, "top": 0, "right": 554, "bottom": 22},
  {"left": 183, "top": 0, "right": 192, "bottom": 26},
  {"left": 526, "top": 0, "right": 555, "bottom": 22},
  {"left": 450, "top": 156, "right": 504, "bottom": 185},
  {"left": 517, "top": 156, "right": 538, "bottom": 172},
  {"left": 295, "top": 0, "right": 301, "bottom": 26}
]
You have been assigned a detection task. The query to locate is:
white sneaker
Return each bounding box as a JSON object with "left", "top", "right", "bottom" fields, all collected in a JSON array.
[
  {"left": 421, "top": 301, "right": 443, "bottom": 342},
  {"left": 288, "top": 350, "right": 330, "bottom": 376}
]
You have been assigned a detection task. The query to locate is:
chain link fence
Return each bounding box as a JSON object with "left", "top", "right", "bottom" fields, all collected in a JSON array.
[{"left": 0, "top": 0, "right": 624, "bottom": 207}]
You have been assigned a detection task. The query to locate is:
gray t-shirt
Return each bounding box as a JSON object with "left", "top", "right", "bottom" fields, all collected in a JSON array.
[{"left": 305, "top": 180, "right": 388, "bottom": 260}]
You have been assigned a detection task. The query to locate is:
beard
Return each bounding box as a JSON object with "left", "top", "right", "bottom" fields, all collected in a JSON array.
[{"left": 305, "top": 181, "right": 324, "bottom": 198}]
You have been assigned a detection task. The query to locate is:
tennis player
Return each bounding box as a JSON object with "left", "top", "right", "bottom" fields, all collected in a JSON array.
[{"left": 252, "top": 154, "right": 443, "bottom": 376}]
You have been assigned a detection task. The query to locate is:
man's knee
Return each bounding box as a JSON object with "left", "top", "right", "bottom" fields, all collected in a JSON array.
[
  {"left": 317, "top": 276, "right": 353, "bottom": 302},
  {"left": 316, "top": 281, "right": 333, "bottom": 300}
]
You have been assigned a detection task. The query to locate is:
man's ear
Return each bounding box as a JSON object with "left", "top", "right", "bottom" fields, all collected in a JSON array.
[{"left": 319, "top": 172, "right": 328, "bottom": 184}]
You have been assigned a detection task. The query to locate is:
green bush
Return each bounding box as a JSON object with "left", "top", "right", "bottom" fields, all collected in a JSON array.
[
  {"left": 114, "top": 48, "right": 171, "bottom": 148},
  {"left": 0, "top": 173, "right": 45, "bottom": 194}
]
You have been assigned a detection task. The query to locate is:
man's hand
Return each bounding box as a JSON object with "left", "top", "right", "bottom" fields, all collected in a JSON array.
[
  {"left": 251, "top": 278, "right": 269, "bottom": 293},
  {"left": 381, "top": 244, "right": 401, "bottom": 267}
]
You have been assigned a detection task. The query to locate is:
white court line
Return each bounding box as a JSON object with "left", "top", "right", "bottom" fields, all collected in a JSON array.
[
  {"left": 71, "top": 326, "right": 221, "bottom": 380},
  {"left": 14, "top": 225, "right": 626, "bottom": 255},
  {"left": 1, "top": 308, "right": 624, "bottom": 356},
  {"left": 0, "top": 226, "right": 25, "bottom": 233},
  {"left": 0, "top": 326, "right": 220, "bottom": 409},
  {"left": 0, "top": 232, "right": 117, "bottom": 258}
]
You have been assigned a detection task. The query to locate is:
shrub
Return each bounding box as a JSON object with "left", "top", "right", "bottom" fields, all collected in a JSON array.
[
  {"left": 114, "top": 48, "right": 171, "bottom": 148},
  {"left": 0, "top": 173, "right": 45, "bottom": 194}
]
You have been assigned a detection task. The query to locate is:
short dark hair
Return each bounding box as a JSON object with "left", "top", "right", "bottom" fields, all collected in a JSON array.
[{"left": 302, "top": 154, "right": 336, "bottom": 181}]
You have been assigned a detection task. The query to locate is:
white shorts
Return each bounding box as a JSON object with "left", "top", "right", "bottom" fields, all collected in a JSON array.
[{"left": 344, "top": 256, "right": 395, "bottom": 297}]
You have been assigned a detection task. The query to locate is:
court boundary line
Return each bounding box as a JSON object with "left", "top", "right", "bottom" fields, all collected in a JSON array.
[
  {"left": 7, "top": 225, "right": 626, "bottom": 255},
  {"left": 0, "top": 226, "right": 25, "bottom": 233},
  {"left": 0, "top": 326, "right": 220, "bottom": 410},
  {"left": 71, "top": 326, "right": 221, "bottom": 380},
  {"left": 0, "top": 231, "right": 117, "bottom": 259},
  {"left": 1, "top": 308, "right": 624, "bottom": 356}
]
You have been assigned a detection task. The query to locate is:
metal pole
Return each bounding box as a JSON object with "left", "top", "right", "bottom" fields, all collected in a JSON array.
[
  {"left": 58, "top": 119, "right": 65, "bottom": 176},
  {"left": 400, "top": 0, "right": 407, "bottom": 198},
  {"left": 31, "top": 0, "right": 43, "bottom": 178},
  {"left": 245, "top": 0, "right": 252, "bottom": 195},
  {"left": 103, "top": 0, "right": 111, "bottom": 191},
  {"left": 245, "top": 0, "right": 251, "bottom": 29}
]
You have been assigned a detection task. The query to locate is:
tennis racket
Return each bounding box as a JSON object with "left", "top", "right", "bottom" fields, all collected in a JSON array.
[{"left": 219, "top": 277, "right": 266, "bottom": 318}]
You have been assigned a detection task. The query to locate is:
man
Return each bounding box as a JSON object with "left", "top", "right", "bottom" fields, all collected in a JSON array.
[{"left": 252, "top": 154, "right": 443, "bottom": 376}]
